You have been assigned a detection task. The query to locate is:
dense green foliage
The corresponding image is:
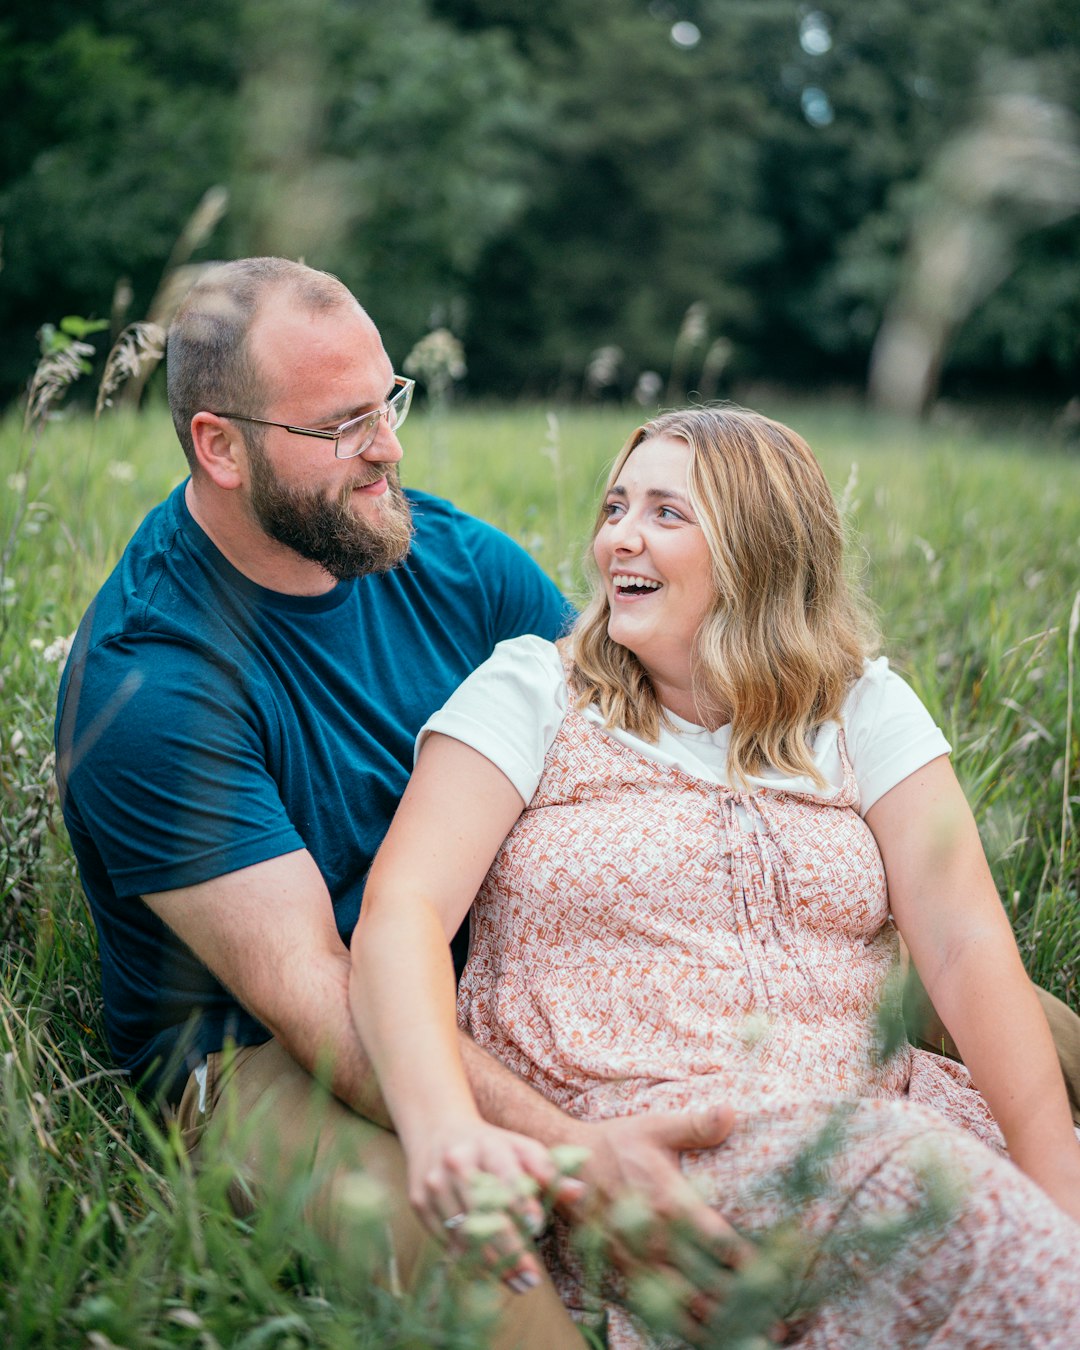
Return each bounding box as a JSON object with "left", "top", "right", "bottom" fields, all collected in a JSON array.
[
  {"left": 1, "top": 394, "right": 1078, "bottom": 1342},
  {"left": 3, "top": 0, "right": 1079, "bottom": 406}
]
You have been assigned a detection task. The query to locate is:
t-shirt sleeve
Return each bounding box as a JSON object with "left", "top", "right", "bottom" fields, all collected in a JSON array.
[
  {"left": 58, "top": 633, "right": 304, "bottom": 896},
  {"left": 416, "top": 635, "right": 568, "bottom": 803},
  {"left": 843, "top": 657, "right": 952, "bottom": 814},
  {"left": 460, "top": 513, "right": 576, "bottom": 644}
]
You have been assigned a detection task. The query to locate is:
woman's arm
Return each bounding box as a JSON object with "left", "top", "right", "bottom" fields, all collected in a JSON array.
[
  {"left": 349, "top": 731, "right": 559, "bottom": 1289},
  {"left": 867, "top": 755, "right": 1080, "bottom": 1223},
  {"left": 352, "top": 725, "right": 756, "bottom": 1304}
]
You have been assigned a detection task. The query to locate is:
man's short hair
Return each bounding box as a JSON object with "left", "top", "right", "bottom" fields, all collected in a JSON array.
[{"left": 166, "top": 258, "right": 351, "bottom": 469}]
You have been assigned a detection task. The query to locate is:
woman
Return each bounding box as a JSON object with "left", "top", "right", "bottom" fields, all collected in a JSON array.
[{"left": 350, "top": 408, "right": 1080, "bottom": 1346}]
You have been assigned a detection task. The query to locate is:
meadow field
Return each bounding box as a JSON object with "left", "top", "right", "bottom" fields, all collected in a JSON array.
[{"left": 1, "top": 397, "right": 1079, "bottom": 1346}]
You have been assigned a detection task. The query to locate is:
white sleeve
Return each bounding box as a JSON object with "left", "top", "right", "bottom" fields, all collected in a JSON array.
[
  {"left": 415, "top": 634, "right": 568, "bottom": 804},
  {"left": 843, "top": 657, "right": 952, "bottom": 814}
]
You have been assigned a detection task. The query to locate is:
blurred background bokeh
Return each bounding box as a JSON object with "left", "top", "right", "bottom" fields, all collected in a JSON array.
[
  {"left": 2, "top": 0, "right": 1078, "bottom": 418},
  {"left": 3, "top": 11, "right": 1080, "bottom": 1343}
]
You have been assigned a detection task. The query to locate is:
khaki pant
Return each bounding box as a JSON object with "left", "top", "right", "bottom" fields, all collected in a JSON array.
[{"left": 174, "top": 1039, "right": 586, "bottom": 1350}]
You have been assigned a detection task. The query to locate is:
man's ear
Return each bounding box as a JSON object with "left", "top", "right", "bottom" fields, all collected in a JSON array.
[{"left": 190, "top": 413, "right": 247, "bottom": 489}]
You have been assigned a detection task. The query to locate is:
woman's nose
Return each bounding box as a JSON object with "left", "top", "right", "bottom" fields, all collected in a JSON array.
[{"left": 611, "top": 520, "right": 643, "bottom": 553}]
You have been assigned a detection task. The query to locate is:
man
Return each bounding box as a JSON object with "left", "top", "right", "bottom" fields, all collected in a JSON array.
[{"left": 56, "top": 257, "right": 746, "bottom": 1348}]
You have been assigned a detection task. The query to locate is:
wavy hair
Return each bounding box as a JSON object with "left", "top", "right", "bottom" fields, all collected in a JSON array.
[{"left": 568, "top": 406, "right": 879, "bottom": 787}]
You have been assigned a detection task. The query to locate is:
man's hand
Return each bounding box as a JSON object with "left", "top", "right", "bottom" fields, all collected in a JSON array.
[
  {"left": 567, "top": 1105, "right": 750, "bottom": 1255},
  {"left": 558, "top": 1106, "right": 763, "bottom": 1343}
]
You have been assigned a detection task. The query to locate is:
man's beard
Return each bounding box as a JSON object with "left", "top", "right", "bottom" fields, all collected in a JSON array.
[{"left": 247, "top": 446, "right": 414, "bottom": 581}]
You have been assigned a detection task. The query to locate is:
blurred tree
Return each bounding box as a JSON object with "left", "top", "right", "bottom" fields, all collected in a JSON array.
[
  {"left": 744, "top": 0, "right": 994, "bottom": 379},
  {"left": 0, "top": 0, "right": 536, "bottom": 401},
  {"left": 438, "top": 0, "right": 782, "bottom": 396},
  {"left": 224, "top": 0, "right": 537, "bottom": 365},
  {"left": 0, "top": 0, "right": 1077, "bottom": 406},
  {"left": 0, "top": 0, "right": 242, "bottom": 399},
  {"left": 946, "top": 0, "right": 1080, "bottom": 390},
  {"left": 437, "top": 0, "right": 1080, "bottom": 400},
  {"left": 791, "top": 0, "right": 1080, "bottom": 393},
  {"left": 868, "top": 80, "right": 1080, "bottom": 415}
]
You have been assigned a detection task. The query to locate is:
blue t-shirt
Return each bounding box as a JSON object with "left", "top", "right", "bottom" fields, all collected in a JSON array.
[{"left": 55, "top": 482, "right": 572, "bottom": 1103}]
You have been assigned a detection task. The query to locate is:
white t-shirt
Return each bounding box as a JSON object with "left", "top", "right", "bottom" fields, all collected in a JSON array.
[{"left": 418, "top": 634, "right": 951, "bottom": 816}]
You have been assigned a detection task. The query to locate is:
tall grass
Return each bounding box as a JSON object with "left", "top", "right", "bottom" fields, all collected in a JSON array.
[{"left": 1, "top": 396, "right": 1078, "bottom": 1344}]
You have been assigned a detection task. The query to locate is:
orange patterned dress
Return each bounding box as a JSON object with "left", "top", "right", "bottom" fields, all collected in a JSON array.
[{"left": 457, "top": 698, "right": 1080, "bottom": 1347}]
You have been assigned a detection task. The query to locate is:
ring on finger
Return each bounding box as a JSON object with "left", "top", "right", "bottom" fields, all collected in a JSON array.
[{"left": 443, "top": 1212, "right": 468, "bottom": 1231}]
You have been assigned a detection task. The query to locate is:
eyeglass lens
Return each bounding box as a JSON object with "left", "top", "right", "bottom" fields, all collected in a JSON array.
[{"left": 336, "top": 382, "right": 412, "bottom": 459}]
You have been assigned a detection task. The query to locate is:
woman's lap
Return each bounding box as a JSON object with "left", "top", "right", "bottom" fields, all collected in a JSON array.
[
  {"left": 702, "top": 1098, "right": 1080, "bottom": 1346},
  {"left": 554, "top": 1094, "right": 1080, "bottom": 1347}
]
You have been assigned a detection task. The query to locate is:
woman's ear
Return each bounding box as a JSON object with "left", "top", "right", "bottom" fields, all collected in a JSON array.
[{"left": 189, "top": 412, "right": 246, "bottom": 490}]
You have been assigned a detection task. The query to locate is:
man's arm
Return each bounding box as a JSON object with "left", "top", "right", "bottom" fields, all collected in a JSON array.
[
  {"left": 145, "top": 850, "right": 390, "bottom": 1122},
  {"left": 146, "top": 848, "right": 612, "bottom": 1139},
  {"left": 146, "top": 849, "right": 751, "bottom": 1284},
  {"left": 146, "top": 848, "right": 737, "bottom": 1170}
]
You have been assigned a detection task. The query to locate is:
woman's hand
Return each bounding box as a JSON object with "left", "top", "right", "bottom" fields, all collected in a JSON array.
[{"left": 405, "top": 1116, "right": 562, "bottom": 1292}]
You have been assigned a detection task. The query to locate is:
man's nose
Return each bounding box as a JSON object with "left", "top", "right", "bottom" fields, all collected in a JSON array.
[{"left": 361, "top": 419, "right": 404, "bottom": 465}]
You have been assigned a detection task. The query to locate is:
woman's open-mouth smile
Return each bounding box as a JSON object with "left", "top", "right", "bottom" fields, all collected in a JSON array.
[{"left": 611, "top": 572, "right": 663, "bottom": 599}]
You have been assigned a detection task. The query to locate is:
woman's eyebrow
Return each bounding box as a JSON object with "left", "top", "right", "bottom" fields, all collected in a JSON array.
[
  {"left": 647, "top": 487, "right": 692, "bottom": 507},
  {"left": 607, "top": 484, "right": 693, "bottom": 507}
]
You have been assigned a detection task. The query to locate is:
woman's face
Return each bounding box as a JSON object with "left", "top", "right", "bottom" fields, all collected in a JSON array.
[{"left": 593, "top": 435, "right": 714, "bottom": 702}]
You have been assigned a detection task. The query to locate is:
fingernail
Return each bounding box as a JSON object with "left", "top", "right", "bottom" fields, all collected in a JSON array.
[{"left": 508, "top": 1272, "right": 540, "bottom": 1294}]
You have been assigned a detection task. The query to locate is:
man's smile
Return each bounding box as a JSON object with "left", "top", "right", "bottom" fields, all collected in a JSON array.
[{"left": 352, "top": 474, "right": 389, "bottom": 497}]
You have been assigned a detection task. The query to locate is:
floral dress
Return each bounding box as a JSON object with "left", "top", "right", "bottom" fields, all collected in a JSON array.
[{"left": 457, "top": 696, "right": 1080, "bottom": 1348}]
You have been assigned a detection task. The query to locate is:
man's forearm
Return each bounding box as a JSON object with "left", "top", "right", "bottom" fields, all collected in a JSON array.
[
  {"left": 319, "top": 1021, "right": 577, "bottom": 1142},
  {"left": 257, "top": 952, "right": 394, "bottom": 1129},
  {"left": 285, "top": 953, "right": 575, "bottom": 1140},
  {"left": 459, "top": 1032, "right": 582, "bottom": 1144}
]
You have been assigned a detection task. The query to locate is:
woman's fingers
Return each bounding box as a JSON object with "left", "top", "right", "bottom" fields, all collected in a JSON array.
[
  {"left": 413, "top": 1152, "right": 472, "bottom": 1236},
  {"left": 410, "top": 1128, "right": 561, "bottom": 1290},
  {"left": 439, "top": 1175, "right": 546, "bottom": 1293},
  {"left": 456, "top": 1207, "right": 546, "bottom": 1292}
]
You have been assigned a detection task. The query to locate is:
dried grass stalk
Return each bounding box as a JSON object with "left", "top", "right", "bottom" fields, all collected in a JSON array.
[
  {"left": 162, "top": 184, "right": 229, "bottom": 278},
  {"left": 146, "top": 262, "right": 215, "bottom": 330},
  {"left": 95, "top": 321, "right": 167, "bottom": 418},
  {"left": 23, "top": 339, "right": 95, "bottom": 433}
]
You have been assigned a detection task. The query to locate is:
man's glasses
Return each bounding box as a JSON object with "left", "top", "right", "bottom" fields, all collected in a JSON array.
[{"left": 214, "top": 375, "right": 415, "bottom": 459}]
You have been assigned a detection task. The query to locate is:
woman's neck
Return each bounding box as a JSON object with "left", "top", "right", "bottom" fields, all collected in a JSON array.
[{"left": 649, "top": 671, "right": 728, "bottom": 731}]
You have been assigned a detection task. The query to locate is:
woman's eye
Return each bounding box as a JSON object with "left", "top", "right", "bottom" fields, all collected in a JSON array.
[
  {"left": 602, "top": 501, "right": 624, "bottom": 518},
  {"left": 658, "top": 506, "right": 684, "bottom": 521}
]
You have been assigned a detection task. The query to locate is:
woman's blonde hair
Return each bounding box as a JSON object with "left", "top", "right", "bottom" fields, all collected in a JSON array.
[{"left": 568, "top": 406, "right": 879, "bottom": 787}]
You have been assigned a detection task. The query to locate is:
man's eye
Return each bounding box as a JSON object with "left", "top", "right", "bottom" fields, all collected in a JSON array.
[{"left": 339, "top": 412, "right": 375, "bottom": 433}]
